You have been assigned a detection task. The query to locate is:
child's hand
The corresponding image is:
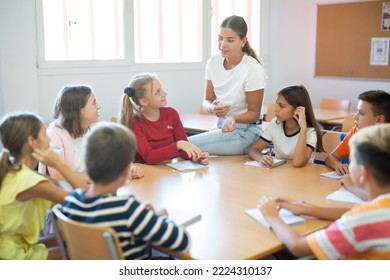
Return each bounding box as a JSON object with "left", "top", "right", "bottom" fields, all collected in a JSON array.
[
  {"left": 293, "top": 106, "right": 307, "bottom": 129},
  {"left": 32, "top": 148, "right": 63, "bottom": 168},
  {"left": 129, "top": 164, "right": 144, "bottom": 179},
  {"left": 193, "top": 152, "right": 209, "bottom": 165},
  {"left": 259, "top": 155, "right": 274, "bottom": 167},
  {"left": 275, "top": 197, "right": 307, "bottom": 215},
  {"left": 335, "top": 163, "right": 349, "bottom": 175},
  {"left": 177, "top": 140, "right": 203, "bottom": 160},
  {"left": 221, "top": 117, "right": 236, "bottom": 132},
  {"left": 156, "top": 208, "right": 168, "bottom": 217},
  {"left": 257, "top": 196, "right": 279, "bottom": 218}
]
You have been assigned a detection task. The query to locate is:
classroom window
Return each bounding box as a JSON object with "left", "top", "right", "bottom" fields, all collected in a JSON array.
[
  {"left": 41, "top": 0, "right": 124, "bottom": 61},
  {"left": 134, "top": 0, "right": 203, "bottom": 63},
  {"left": 36, "top": 0, "right": 261, "bottom": 68}
]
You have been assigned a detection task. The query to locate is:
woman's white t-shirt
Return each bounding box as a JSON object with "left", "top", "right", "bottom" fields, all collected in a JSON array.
[{"left": 206, "top": 54, "right": 266, "bottom": 116}]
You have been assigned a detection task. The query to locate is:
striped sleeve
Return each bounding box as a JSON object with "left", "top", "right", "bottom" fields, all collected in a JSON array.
[
  {"left": 125, "top": 200, "right": 190, "bottom": 253},
  {"left": 307, "top": 198, "right": 390, "bottom": 260}
]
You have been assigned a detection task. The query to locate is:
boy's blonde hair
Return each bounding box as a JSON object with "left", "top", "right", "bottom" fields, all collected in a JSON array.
[{"left": 350, "top": 123, "right": 390, "bottom": 186}]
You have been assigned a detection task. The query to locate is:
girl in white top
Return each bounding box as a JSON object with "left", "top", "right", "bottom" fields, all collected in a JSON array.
[
  {"left": 248, "top": 85, "right": 324, "bottom": 167},
  {"left": 188, "top": 15, "right": 266, "bottom": 155}
]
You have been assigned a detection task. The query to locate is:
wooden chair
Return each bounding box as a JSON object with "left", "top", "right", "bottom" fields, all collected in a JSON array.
[
  {"left": 319, "top": 98, "right": 351, "bottom": 111},
  {"left": 329, "top": 115, "right": 355, "bottom": 132},
  {"left": 314, "top": 130, "right": 347, "bottom": 165},
  {"left": 262, "top": 103, "right": 277, "bottom": 122},
  {"left": 341, "top": 115, "right": 355, "bottom": 132},
  {"left": 50, "top": 204, "right": 125, "bottom": 260}
]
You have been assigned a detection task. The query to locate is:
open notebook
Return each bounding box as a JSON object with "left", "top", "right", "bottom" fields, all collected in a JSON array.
[
  {"left": 166, "top": 210, "right": 201, "bottom": 227},
  {"left": 320, "top": 171, "right": 343, "bottom": 180},
  {"left": 326, "top": 187, "right": 364, "bottom": 204},
  {"left": 245, "top": 158, "right": 287, "bottom": 169},
  {"left": 245, "top": 208, "right": 306, "bottom": 229},
  {"left": 165, "top": 161, "right": 208, "bottom": 172}
]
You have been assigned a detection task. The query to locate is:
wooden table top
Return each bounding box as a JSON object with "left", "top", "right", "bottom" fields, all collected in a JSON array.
[{"left": 119, "top": 155, "right": 351, "bottom": 259}]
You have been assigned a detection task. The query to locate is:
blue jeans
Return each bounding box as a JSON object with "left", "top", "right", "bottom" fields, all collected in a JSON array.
[{"left": 188, "top": 118, "right": 262, "bottom": 155}]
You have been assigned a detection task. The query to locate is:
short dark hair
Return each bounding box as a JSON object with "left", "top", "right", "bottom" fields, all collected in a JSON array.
[
  {"left": 84, "top": 122, "right": 137, "bottom": 184},
  {"left": 358, "top": 90, "right": 390, "bottom": 122}
]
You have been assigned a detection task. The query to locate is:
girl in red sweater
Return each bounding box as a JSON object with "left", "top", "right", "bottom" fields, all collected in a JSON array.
[{"left": 120, "top": 73, "right": 209, "bottom": 165}]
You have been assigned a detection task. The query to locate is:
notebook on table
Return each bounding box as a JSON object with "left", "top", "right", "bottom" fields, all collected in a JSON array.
[
  {"left": 320, "top": 171, "right": 343, "bottom": 180},
  {"left": 167, "top": 209, "right": 201, "bottom": 227},
  {"left": 245, "top": 208, "right": 306, "bottom": 229},
  {"left": 165, "top": 161, "right": 208, "bottom": 172},
  {"left": 245, "top": 158, "right": 287, "bottom": 169},
  {"left": 326, "top": 187, "right": 364, "bottom": 204}
]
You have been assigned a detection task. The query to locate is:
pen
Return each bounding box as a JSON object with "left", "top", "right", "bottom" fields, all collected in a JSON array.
[{"left": 268, "top": 146, "right": 273, "bottom": 156}]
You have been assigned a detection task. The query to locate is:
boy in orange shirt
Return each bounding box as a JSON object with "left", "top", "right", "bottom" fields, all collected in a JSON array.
[{"left": 325, "top": 90, "right": 390, "bottom": 199}]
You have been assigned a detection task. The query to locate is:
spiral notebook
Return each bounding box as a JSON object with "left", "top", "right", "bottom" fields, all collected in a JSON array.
[{"left": 245, "top": 208, "right": 306, "bottom": 229}]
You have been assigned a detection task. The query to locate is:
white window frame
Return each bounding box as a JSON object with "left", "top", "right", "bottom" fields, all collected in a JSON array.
[{"left": 35, "top": 0, "right": 261, "bottom": 74}]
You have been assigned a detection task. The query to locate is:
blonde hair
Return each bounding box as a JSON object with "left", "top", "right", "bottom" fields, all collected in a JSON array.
[
  {"left": 350, "top": 124, "right": 390, "bottom": 186},
  {"left": 120, "top": 73, "right": 158, "bottom": 128}
]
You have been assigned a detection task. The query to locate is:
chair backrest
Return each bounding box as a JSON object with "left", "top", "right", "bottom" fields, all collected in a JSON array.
[
  {"left": 263, "top": 103, "right": 277, "bottom": 122},
  {"left": 50, "top": 204, "right": 125, "bottom": 260},
  {"left": 319, "top": 98, "right": 351, "bottom": 111},
  {"left": 341, "top": 115, "right": 355, "bottom": 132},
  {"left": 314, "top": 130, "right": 347, "bottom": 164}
]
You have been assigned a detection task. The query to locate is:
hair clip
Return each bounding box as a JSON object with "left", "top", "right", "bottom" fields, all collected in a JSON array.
[{"left": 124, "top": 87, "right": 136, "bottom": 98}]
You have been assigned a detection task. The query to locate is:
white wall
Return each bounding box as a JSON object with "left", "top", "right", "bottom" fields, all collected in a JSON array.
[
  {"left": 1, "top": 0, "right": 389, "bottom": 124},
  {"left": 262, "top": 0, "right": 390, "bottom": 110}
]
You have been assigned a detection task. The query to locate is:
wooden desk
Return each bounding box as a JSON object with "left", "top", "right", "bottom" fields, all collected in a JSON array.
[
  {"left": 313, "top": 108, "right": 350, "bottom": 123},
  {"left": 180, "top": 113, "right": 217, "bottom": 134},
  {"left": 119, "top": 156, "right": 350, "bottom": 260}
]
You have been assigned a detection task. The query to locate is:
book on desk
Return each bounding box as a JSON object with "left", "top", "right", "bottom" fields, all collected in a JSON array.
[
  {"left": 165, "top": 161, "right": 208, "bottom": 172},
  {"left": 167, "top": 209, "right": 201, "bottom": 227},
  {"left": 245, "top": 158, "right": 287, "bottom": 169},
  {"left": 245, "top": 208, "right": 306, "bottom": 229}
]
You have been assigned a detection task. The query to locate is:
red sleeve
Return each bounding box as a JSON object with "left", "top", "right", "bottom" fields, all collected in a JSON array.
[{"left": 171, "top": 110, "right": 191, "bottom": 160}]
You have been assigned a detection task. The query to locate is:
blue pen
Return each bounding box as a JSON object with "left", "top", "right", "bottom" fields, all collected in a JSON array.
[{"left": 268, "top": 145, "right": 273, "bottom": 156}]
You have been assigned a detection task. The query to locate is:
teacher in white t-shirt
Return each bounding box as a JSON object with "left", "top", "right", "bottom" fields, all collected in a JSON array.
[{"left": 189, "top": 15, "right": 267, "bottom": 155}]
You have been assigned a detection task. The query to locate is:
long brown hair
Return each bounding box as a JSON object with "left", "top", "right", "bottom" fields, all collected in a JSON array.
[
  {"left": 53, "top": 85, "right": 92, "bottom": 138},
  {"left": 220, "top": 15, "right": 260, "bottom": 63},
  {"left": 278, "top": 85, "right": 324, "bottom": 152},
  {"left": 120, "top": 73, "right": 157, "bottom": 129},
  {"left": 0, "top": 112, "right": 42, "bottom": 186}
]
